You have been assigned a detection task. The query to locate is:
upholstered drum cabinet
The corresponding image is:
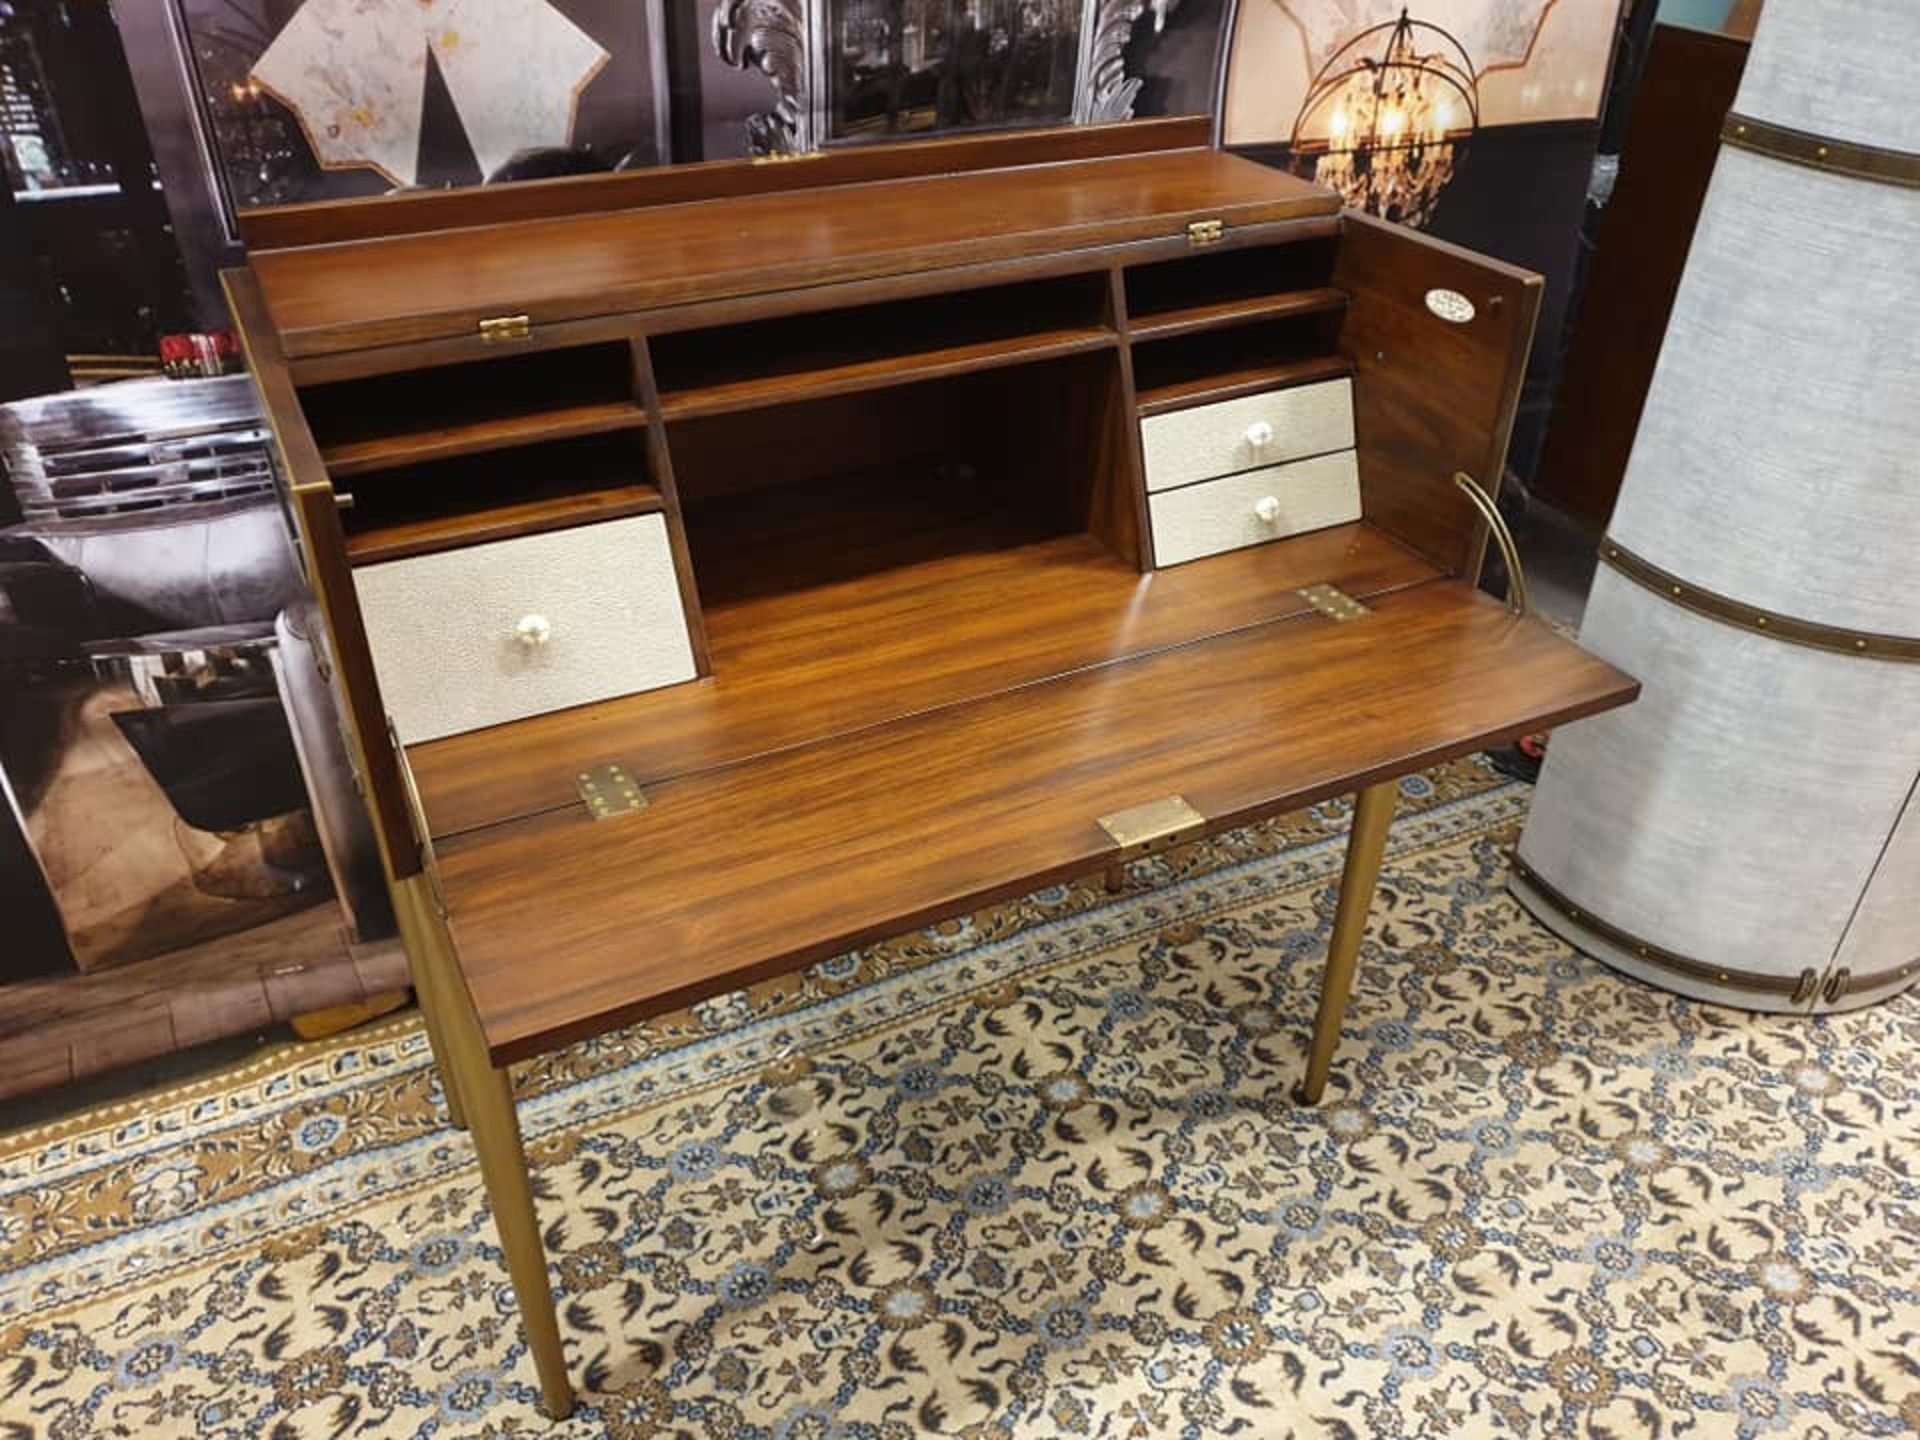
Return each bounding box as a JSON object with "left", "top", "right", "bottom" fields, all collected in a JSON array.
[
  {"left": 227, "top": 118, "right": 1637, "bottom": 1416},
  {"left": 1514, "top": 0, "right": 1920, "bottom": 1015}
]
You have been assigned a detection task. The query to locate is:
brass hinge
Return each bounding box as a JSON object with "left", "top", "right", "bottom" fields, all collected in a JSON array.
[
  {"left": 1097, "top": 795, "right": 1206, "bottom": 861},
  {"left": 577, "top": 762, "right": 647, "bottom": 820},
  {"left": 1186, "top": 219, "right": 1225, "bottom": 247},
  {"left": 1298, "top": 583, "right": 1371, "bottom": 622},
  {"left": 478, "top": 313, "right": 532, "bottom": 342},
  {"left": 752, "top": 149, "right": 825, "bottom": 165}
]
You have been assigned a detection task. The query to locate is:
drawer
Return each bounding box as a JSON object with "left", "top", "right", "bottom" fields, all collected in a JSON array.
[
  {"left": 1148, "top": 451, "right": 1361, "bottom": 567},
  {"left": 1140, "top": 378, "right": 1354, "bottom": 492},
  {"left": 355, "top": 513, "right": 697, "bottom": 743}
]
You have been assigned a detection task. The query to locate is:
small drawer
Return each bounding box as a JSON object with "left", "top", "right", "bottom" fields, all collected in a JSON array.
[
  {"left": 1140, "top": 378, "right": 1354, "bottom": 492},
  {"left": 1148, "top": 451, "right": 1361, "bottom": 567},
  {"left": 355, "top": 513, "right": 697, "bottom": 743}
]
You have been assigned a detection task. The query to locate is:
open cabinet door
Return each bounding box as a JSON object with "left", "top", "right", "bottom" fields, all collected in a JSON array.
[{"left": 1335, "top": 212, "right": 1543, "bottom": 577}]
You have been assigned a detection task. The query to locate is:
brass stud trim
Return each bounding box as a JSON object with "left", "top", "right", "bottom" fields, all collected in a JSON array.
[
  {"left": 1599, "top": 538, "right": 1920, "bottom": 662},
  {"left": 1721, "top": 113, "right": 1920, "bottom": 189},
  {"left": 1512, "top": 853, "right": 1920, "bottom": 1003}
]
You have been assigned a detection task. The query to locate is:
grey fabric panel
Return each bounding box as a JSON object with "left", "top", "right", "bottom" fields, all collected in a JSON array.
[
  {"left": 1518, "top": 567, "right": 1920, "bottom": 983},
  {"left": 1737, "top": 0, "right": 1920, "bottom": 152},
  {"left": 1608, "top": 147, "right": 1920, "bottom": 636},
  {"left": 1831, "top": 773, "right": 1920, "bottom": 982}
]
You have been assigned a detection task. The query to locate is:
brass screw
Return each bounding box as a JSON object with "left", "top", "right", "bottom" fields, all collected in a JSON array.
[
  {"left": 1716, "top": 971, "right": 1728, "bottom": 982},
  {"left": 1816, "top": 145, "right": 1829, "bottom": 159},
  {"left": 1734, "top": 123, "right": 1748, "bottom": 137},
  {"left": 1756, "top": 616, "right": 1768, "bottom": 628},
  {"left": 1671, "top": 584, "right": 1683, "bottom": 596},
  {"left": 1855, "top": 639, "right": 1868, "bottom": 651}
]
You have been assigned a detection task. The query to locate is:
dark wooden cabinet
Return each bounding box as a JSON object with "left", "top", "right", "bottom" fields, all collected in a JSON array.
[{"left": 229, "top": 118, "right": 1636, "bottom": 1417}]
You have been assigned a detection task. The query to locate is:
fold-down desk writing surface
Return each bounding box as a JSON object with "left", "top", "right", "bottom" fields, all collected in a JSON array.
[{"left": 439, "top": 582, "right": 1637, "bottom": 1065}]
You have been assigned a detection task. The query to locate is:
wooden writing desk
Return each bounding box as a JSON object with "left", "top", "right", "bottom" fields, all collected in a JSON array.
[{"left": 228, "top": 118, "right": 1637, "bottom": 1417}]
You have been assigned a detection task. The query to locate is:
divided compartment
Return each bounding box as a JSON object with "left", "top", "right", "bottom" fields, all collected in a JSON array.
[
  {"left": 1123, "top": 239, "right": 1343, "bottom": 339},
  {"left": 301, "top": 342, "right": 642, "bottom": 477},
  {"left": 668, "top": 353, "right": 1131, "bottom": 605},
  {"left": 336, "top": 430, "right": 663, "bottom": 566},
  {"left": 650, "top": 272, "right": 1114, "bottom": 420},
  {"left": 1131, "top": 313, "right": 1351, "bottom": 415}
]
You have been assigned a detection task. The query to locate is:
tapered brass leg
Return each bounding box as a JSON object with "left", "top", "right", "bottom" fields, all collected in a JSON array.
[
  {"left": 392, "top": 884, "right": 467, "bottom": 1129},
  {"left": 1295, "top": 781, "right": 1398, "bottom": 1105},
  {"left": 401, "top": 876, "right": 575, "bottom": 1419}
]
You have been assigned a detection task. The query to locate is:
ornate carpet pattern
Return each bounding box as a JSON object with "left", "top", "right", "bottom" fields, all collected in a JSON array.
[{"left": 2, "top": 756, "right": 1917, "bottom": 1439}]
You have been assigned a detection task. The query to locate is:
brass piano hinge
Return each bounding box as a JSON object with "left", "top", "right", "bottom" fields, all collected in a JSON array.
[
  {"left": 752, "top": 149, "right": 825, "bottom": 165},
  {"left": 1097, "top": 795, "right": 1206, "bottom": 862},
  {"left": 1298, "top": 583, "right": 1371, "bottom": 622},
  {"left": 577, "top": 762, "right": 646, "bottom": 820},
  {"left": 1186, "top": 219, "right": 1225, "bottom": 247},
  {"left": 478, "top": 313, "right": 532, "bottom": 342}
]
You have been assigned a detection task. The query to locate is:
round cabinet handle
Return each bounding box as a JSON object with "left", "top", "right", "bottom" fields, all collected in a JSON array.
[
  {"left": 1253, "top": 495, "right": 1282, "bottom": 524},
  {"left": 1245, "top": 420, "right": 1275, "bottom": 449},
  {"left": 514, "top": 613, "right": 553, "bottom": 648}
]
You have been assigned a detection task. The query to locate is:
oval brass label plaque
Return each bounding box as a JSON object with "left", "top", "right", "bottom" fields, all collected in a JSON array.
[{"left": 1424, "top": 288, "right": 1476, "bottom": 324}]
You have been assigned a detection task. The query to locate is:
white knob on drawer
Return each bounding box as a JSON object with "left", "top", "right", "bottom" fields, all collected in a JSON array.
[
  {"left": 1245, "top": 420, "right": 1275, "bottom": 449},
  {"left": 1253, "top": 495, "right": 1282, "bottom": 524},
  {"left": 514, "top": 613, "right": 553, "bottom": 648}
]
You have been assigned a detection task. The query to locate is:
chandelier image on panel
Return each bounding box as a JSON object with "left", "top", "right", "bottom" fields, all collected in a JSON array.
[{"left": 1288, "top": 7, "right": 1478, "bottom": 228}]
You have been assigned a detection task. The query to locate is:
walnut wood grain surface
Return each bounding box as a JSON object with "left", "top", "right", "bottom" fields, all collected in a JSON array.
[
  {"left": 238, "top": 116, "right": 1214, "bottom": 250},
  {"left": 1333, "top": 213, "right": 1541, "bottom": 576},
  {"left": 250, "top": 152, "right": 1338, "bottom": 356},
  {"left": 440, "top": 580, "right": 1637, "bottom": 1064},
  {"left": 342, "top": 483, "right": 666, "bottom": 565},
  {"left": 321, "top": 400, "right": 647, "bottom": 477},
  {"left": 410, "top": 522, "right": 1440, "bottom": 838}
]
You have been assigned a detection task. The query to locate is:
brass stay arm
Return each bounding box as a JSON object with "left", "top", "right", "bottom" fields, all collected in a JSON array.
[{"left": 1454, "top": 471, "right": 1530, "bottom": 618}]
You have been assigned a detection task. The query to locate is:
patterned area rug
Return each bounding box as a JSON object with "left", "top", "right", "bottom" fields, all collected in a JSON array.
[{"left": 3, "top": 756, "right": 1917, "bottom": 1439}]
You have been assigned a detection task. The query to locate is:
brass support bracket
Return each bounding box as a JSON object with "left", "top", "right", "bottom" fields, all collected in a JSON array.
[
  {"left": 577, "top": 762, "right": 647, "bottom": 820},
  {"left": 1298, "top": 583, "right": 1370, "bottom": 622},
  {"left": 1097, "top": 795, "right": 1205, "bottom": 862},
  {"left": 1454, "top": 471, "right": 1529, "bottom": 617}
]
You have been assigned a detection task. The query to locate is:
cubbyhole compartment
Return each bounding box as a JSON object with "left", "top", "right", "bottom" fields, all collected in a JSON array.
[
  {"left": 649, "top": 272, "right": 1115, "bottom": 421},
  {"left": 336, "top": 430, "right": 662, "bottom": 566},
  {"left": 669, "top": 353, "right": 1127, "bottom": 605},
  {"left": 302, "top": 342, "right": 642, "bottom": 478},
  {"left": 1131, "top": 313, "right": 1350, "bottom": 416},
  {"left": 1123, "top": 239, "right": 1343, "bottom": 341}
]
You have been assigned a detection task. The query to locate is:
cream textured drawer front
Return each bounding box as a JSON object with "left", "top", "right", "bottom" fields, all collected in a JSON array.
[
  {"left": 355, "top": 514, "right": 697, "bottom": 744},
  {"left": 1140, "top": 379, "right": 1354, "bottom": 492},
  {"left": 1148, "top": 451, "right": 1361, "bottom": 567}
]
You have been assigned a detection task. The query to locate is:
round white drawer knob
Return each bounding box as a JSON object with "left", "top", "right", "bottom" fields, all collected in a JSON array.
[
  {"left": 1253, "top": 495, "right": 1282, "bottom": 524},
  {"left": 1245, "top": 420, "right": 1275, "bottom": 449},
  {"left": 514, "top": 613, "right": 553, "bottom": 648}
]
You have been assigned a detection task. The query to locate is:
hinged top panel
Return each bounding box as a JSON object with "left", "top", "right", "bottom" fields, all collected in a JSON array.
[{"left": 246, "top": 151, "right": 1338, "bottom": 358}]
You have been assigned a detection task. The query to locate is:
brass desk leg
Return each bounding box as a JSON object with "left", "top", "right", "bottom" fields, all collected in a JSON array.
[
  {"left": 391, "top": 884, "right": 467, "bottom": 1130},
  {"left": 1295, "top": 781, "right": 1397, "bottom": 1105},
  {"left": 399, "top": 878, "right": 575, "bottom": 1420}
]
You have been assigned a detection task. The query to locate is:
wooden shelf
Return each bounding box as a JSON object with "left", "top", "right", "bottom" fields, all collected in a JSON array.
[
  {"left": 322, "top": 400, "right": 646, "bottom": 477},
  {"left": 410, "top": 520, "right": 1445, "bottom": 838},
  {"left": 657, "top": 327, "right": 1116, "bottom": 420},
  {"left": 1128, "top": 287, "right": 1348, "bottom": 343},
  {"left": 343, "top": 482, "right": 664, "bottom": 565},
  {"left": 1135, "top": 354, "right": 1354, "bottom": 416}
]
